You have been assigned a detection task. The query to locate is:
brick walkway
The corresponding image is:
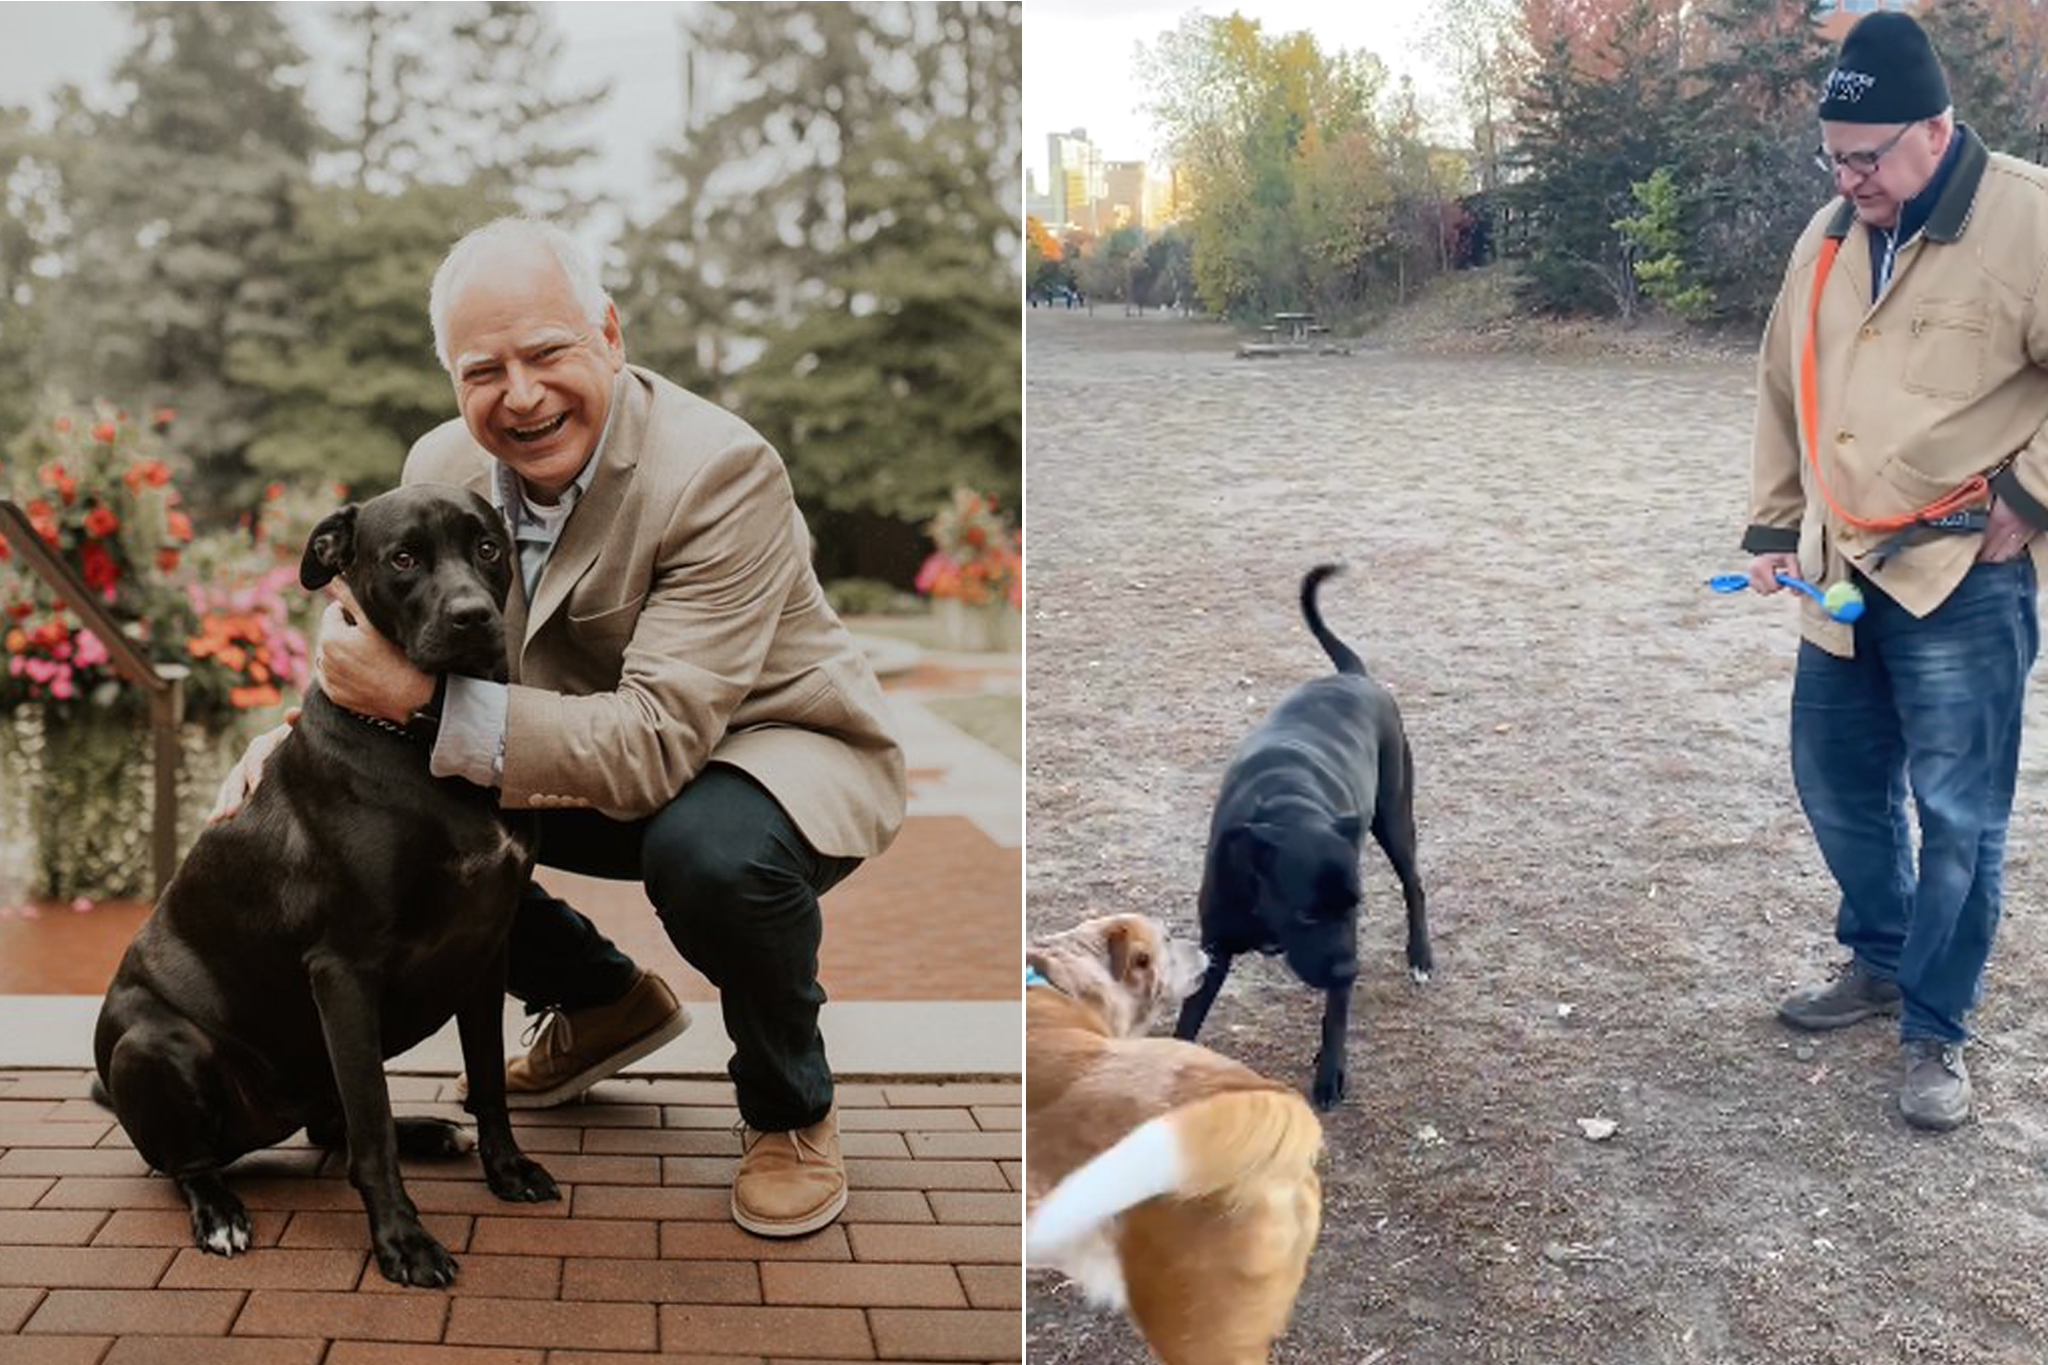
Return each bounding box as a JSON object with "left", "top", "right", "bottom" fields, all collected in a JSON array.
[
  {"left": 0, "top": 641, "right": 1022, "bottom": 1362},
  {"left": 0, "top": 1071, "right": 1021, "bottom": 1363}
]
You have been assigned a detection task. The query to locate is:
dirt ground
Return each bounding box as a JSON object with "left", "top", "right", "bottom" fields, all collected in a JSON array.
[{"left": 1023, "top": 308, "right": 2048, "bottom": 1365}]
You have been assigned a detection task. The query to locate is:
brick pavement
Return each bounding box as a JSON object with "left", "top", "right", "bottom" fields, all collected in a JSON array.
[
  {"left": 0, "top": 1070, "right": 1022, "bottom": 1363},
  {"left": 0, "top": 642, "right": 1023, "bottom": 1357}
]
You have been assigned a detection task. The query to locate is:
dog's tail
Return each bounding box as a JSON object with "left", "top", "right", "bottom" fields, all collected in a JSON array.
[
  {"left": 1302, "top": 563, "right": 1366, "bottom": 677},
  {"left": 1027, "top": 1088, "right": 1321, "bottom": 1257}
]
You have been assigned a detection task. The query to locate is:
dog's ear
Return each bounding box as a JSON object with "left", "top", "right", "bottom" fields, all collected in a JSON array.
[
  {"left": 1333, "top": 812, "right": 1364, "bottom": 844},
  {"left": 299, "top": 505, "right": 359, "bottom": 590},
  {"left": 1103, "top": 921, "right": 1133, "bottom": 981}
]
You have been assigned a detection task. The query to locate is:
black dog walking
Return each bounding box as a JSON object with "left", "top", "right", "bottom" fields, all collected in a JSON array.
[
  {"left": 93, "top": 485, "right": 557, "bottom": 1287},
  {"left": 1175, "top": 563, "right": 1431, "bottom": 1109}
]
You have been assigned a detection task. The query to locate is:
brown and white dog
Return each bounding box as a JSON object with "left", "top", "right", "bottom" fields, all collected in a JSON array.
[{"left": 1026, "top": 913, "right": 1324, "bottom": 1365}]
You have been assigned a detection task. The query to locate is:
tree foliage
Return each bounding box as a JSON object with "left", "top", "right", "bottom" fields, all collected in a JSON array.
[{"left": 620, "top": 2, "right": 1021, "bottom": 529}]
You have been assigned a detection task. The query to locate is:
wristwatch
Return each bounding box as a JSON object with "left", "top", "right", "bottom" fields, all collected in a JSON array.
[{"left": 409, "top": 674, "right": 449, "bottom": 741}]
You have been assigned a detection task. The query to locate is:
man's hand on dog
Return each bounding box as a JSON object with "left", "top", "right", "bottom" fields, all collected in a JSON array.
[
  {"left": 317, "top": 580, "right": 436, "bottom": 723},
  {"left": 209, "top": 582, "right": 436, "bottom": 824},
  {"left": 208, "top": 713, "right": 296, "bottom": 824}
]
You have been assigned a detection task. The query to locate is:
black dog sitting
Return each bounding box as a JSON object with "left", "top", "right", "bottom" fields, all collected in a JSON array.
[
  {"left": 93, "top": 484, "right": 555, "bottom": 1287},
  {"left": 1175, "top": 563, "right": 1432, "bottom": 1110}
]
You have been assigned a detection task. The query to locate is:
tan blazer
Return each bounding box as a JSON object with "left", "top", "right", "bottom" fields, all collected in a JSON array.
[{"left": 402, "top": 365, "right": 905, "bottom": 859}]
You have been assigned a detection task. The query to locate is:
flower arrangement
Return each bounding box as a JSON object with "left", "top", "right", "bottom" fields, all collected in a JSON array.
[
  {"left": 914, "top": 488, "right": 1023, "bottom": 610},
  {"left": 0, "top": 401, "right": 325, "bottom": 902},
  {"left": 0, "top": 404, "right": 315, "bottom": 730}
]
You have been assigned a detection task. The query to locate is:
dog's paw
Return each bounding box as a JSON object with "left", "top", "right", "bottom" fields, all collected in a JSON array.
[
  {"left": 485, "top": 1153, "right": 560, "bottom": 1203},
  {"left": 1410, "top": 966, "right": 1431, "bottom": 985},
  {"left": 1312, "top": 1065, "right": 1347, "bottom": 1111},
  {"left": 374, "top": 1221, "right": 459, "bottom": 1287},
  {"left": 192, "top": 1206, "right": 251, "bottom": 1256},
  {"left": 394, "top": 1116, "right": 474, "bottom": 1159}
]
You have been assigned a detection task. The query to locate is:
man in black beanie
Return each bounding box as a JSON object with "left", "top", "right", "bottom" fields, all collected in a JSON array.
[{"left": 1743, "top": 9, "right": 2048, "bottom": 1132}]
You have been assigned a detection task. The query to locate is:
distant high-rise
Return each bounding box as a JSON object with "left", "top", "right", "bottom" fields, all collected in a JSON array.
[
  {"left": 1025, "top": 167, "right": 1056, "bottom": 225},
  {"left": 1048, "top": 129, "right": 1104, "bottom": 232}
]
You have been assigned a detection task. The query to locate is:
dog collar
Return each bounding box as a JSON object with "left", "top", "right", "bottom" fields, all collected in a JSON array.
[
  {"left": 342, "top": 707, "right": 428, "bottom": 744},
  {"left": 341, "top": 675, "right": 446, "bottom": 745},
  {"left": 1024, "top": 966, "right": 1051, "bottom": 989}
]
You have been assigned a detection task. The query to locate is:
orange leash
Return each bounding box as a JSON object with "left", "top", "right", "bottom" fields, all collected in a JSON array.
[{"left": 1798, "top": 233, "right": 1991, "bottom": 532}]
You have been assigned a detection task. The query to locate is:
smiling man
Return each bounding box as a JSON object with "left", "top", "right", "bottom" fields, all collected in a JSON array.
[
  {"left": 318, "top": 217, "right": 906, "bottom": 1235},
  {"left": 1743, "top": 13, "right": 2048, "bottom": 1131}
]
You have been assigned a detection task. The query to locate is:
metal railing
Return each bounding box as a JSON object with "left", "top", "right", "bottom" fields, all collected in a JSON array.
[{"left": 0, "top": 498, "right": 186, "bottom": 899}]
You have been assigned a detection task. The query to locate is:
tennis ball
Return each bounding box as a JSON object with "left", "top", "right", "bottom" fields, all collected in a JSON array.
[{"left": 1822, "top": 580, "right": 1865, "bottom": 621}]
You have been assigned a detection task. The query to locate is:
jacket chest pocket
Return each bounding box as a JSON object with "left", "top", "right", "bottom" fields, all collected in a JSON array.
[
  {"left": 565, "top": 598, "right": 642, "bottom": 658},
  {"left": 1900, "top": 301, "right": 1988, "bottom": 401}
]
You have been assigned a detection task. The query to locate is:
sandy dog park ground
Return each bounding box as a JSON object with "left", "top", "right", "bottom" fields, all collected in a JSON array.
[{"left": 1024, "top": 307, "right": 2048, "bottom": 1364}]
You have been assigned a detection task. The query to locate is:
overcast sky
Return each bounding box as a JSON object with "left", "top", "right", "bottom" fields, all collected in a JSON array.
[
  {"left": 1022, "top": 0, "right": 1455, "bottom": 187},
  {"left": 1, "top": 1, "right": 694, "bottom": 256}
]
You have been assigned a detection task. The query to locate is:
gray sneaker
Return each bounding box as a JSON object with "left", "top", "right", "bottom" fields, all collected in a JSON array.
[
  {"left": 1777, "top": 959, "right": 1901, "bottom": 1031},
  {"left": 1899, "top": 1039, "right": 1972, "bottom": 1131}
]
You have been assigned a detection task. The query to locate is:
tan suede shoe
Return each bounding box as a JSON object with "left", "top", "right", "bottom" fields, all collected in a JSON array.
[
  {"left": 474, "top": 969, "right": 689, "bottom": 1109},
  {"left": 731, "top": 1108, "right": 848, "bottom": 1237}
]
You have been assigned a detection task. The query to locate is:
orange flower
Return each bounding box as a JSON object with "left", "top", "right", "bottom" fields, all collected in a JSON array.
[
  {"left": 230, "top": 685, "right": 282, "bottom": 709},
  {"left": 155, "top": 547, "right": 180, "bottom": 572},
  {"left": 24, "top": 500, "right": 57, "bottom": 543},
  {"left": 83, "top": 505, "right": 118, "bottom": 538},
  {"left": 37, "top": 461, "right": 66, "bottom": 489},
  {"left": 165, "top": 510, "right": 193, "bottom": 542},
  {"left": 90, "top": 421, "right": 116, "bottom": 444},
  {"left": 150, "top": 407, "right": 176, "bottom": 429},
  {"left": 264, "top": 482, "right": 284, "bottom": 501},
  {"left": 53, "top": 415, "right": 71, "bottom": 434},
  {"left": 4, "top": 628, "right": 24, "bottom": 654},
  {"left": 0, "top": 539, "right": 8, "bottom": 562}
]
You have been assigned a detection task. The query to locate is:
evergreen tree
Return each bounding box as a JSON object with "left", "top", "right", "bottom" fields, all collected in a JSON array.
[
  {"left": 37, "top": 1, "right": 324, "bottom": 508},
  {"left": 230, "top": 181, "right": 514, "bottom": 495},
  {"left": 1505, "top": 0, "right": 1682, "bottom": 317},
  {"left": 620, "top": 1, "right": 1021, "bottom": 551},
  {"left": 1921, "top": 0, "right": 2028, "bottom": 155},
  {"left": 1671, "top": 0, "right": 1832, "bottom": 322}
]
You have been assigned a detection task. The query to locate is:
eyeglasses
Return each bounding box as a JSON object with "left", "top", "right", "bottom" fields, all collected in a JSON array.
[{"left": 1813, "top": 123, "right": 1912, "bottom": 179}]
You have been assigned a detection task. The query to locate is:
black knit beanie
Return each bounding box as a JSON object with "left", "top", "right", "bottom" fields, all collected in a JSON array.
[{"left": 1818, "top": 12, "right": 1951, "bottom": 124}]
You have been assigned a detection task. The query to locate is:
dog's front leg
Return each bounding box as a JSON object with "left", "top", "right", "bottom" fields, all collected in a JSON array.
[
  {"left": 457, "top": 952, "right": 557, "bottom": 1204},
  {"left": 1174, "top": 949, "right": 1235, "bottom": 1041},
  {"left": 1312, "top": 983, "right": 1352, "bottom": 1110},
  {"left": 308, "top": 955, "right": 457, "bottom": 1287}
]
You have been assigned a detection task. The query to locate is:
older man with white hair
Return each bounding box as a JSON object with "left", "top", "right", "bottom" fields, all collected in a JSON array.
[{"left": 310, "top": 216, "right": 906, "bottom": 1235}]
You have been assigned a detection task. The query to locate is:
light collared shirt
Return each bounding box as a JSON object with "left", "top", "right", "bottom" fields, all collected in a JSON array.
[{"left": 430, "top": 372, "right": 623, "bottom": 787}]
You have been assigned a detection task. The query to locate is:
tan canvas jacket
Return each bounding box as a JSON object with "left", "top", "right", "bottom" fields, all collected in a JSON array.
[
  {"left": 1748, "top": 127, "right": 2048, "bottom": 656},
  {"left": 403, "top": 364, "right": 906, "bottom": 859}
]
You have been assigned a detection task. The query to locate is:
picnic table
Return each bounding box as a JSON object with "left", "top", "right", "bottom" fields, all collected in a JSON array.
[{"left": 1238, "top": 311, "right": 1350, "bottom": 359}]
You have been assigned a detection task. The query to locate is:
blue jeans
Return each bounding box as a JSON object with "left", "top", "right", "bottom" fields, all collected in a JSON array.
[{"left": 1791, "top": 559, "right": 2038, "bottom": 1043}]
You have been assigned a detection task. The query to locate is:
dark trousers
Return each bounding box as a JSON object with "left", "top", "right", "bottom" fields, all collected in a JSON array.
[
  {"left": 505, "top": 763, "right": 860, "bottom": 1130},
  {"left": 1791, "top": 559, "right": 2039, "bottom": 1043}
]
